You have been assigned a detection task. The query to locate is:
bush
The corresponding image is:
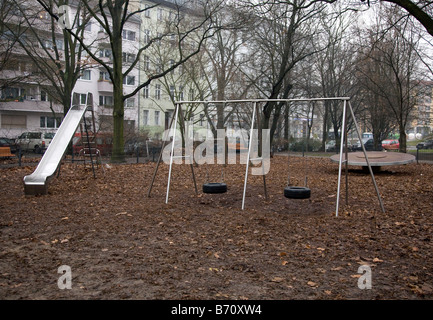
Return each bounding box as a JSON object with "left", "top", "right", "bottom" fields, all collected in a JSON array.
[{"left": 289, "top": 138, "right": 321, "bottom": 152}]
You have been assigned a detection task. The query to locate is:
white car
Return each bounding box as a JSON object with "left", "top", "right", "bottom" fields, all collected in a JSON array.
[
  {"left": 16, "top": 132, "right": 55, "bottom": 153},
  {"left": 325, "top": 140, "right": 336, "bottom": 152}
]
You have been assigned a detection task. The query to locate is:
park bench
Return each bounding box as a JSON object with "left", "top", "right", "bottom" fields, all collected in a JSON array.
[{"left": 0, "top": 147, "right": 14, "bottom": 158}]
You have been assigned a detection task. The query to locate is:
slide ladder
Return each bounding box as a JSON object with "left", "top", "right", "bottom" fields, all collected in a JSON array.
[{"left": 78, "top": 102, "right": 103, "bottom": 177}]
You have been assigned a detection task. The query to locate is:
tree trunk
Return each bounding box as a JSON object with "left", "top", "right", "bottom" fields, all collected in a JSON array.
[
  {"left": 111, "top": 13, "right": 125, "bottom": 163},
  {"left": 399, "top": 123, "right": 407, "bottom": 153},
  {"left": 284, "top": 105, "right": 289, "bottom": 151}
]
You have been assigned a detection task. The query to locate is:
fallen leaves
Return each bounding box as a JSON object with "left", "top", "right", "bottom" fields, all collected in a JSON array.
[
  {"left": 271, "top": 277, "right": 284, "bottom": 283},
  {"left": 1, "top": 157, "right": 433, "bottom": 300}
]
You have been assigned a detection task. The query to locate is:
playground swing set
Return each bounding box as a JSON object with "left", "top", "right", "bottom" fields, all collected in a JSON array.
[
  {"left": 22, "top": 93, "right": 385, "bottom": 217},
  {"left": 146, "top": 97, "right": 386, "bottom": 217}
]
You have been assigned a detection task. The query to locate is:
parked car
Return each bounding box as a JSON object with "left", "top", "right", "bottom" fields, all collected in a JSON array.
[
  {"left": 353, "top": 138, "right": 382, "bottom": 151},
  {"left": 325, "top": 140, "right": 337, "bottom": 152},
  {"left": 73, "top": 132, "right": 113, "bottom": 156},
  {"left": 382, "top": 139, "right": 399, "bottom": 150},
  {"left": 416, "top": 139, "right": 433, "bottom": 149},
  {"left": 124, "top": 138, "right": 148, "bottom": 156},
  {"left": 0, "top": 137, "right": 19, "bottom": 153},
  {"left": 352, "top": 138, "right": 369, "bottom": 151},
  {"left": 15, "top": 132, "right": 55, "bottom": 153},
  {"left": 364, "top": 138, "right": 383, "bottom": 151}
]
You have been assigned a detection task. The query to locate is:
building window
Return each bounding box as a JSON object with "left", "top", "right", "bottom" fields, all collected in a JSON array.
[
  {"left": 1, "top": 115, "right": 26, "bottom": 129},
  {"left": 122, "top": 29, "right": 136, "bottom": 41},
  {"left": 79, "top": 70, "right": 91, "bottom": 80},
  {"left": 144, "top": 29, "right": 150, "bottom": 44},
  {"left": 125, "top": 98, "right": 135, "bottom": 108},
  {"left": 99, "top": 95, "right": 113, "bottom": 107},
  {"left": 189, "top": 88, "right": 195, "bottom": 101},
  {"left": 143, "top": 110, "right": 149, "bottom": 125},
  {"left": 40, "top": 116, "right": 61, "bottom": 128},
  {"left": 55, "top": 39, "right": 64, "bottom": 50},
  {"left": 144, "top": 5, "right": 151, "bottom": 18},
  {"left": 122, "top": 52, "right": 136, "bottom": 63},
  {"left": 155, "top": 84, "right": 161, "bottom": 100},
  {"left": 169, "top": 85, "right": 175, "bottom": 99},
  {"left": 143, "top": 85, "right": 149, "bottom": 99},
  {"left": 99, "top": 49, "right": 112, "bottom": 59},
  {"left": 199, "top": 114, "right": 205, "bottom": 126},
  {"left": 123, "top": 75, "right": 135, "bottom": 86},
  {"left": 41, "top": 39, "right": 54, "bottom": 49},
  {"left": 157, "top": 8, "right": 163, "bottom": 21},
  {"left": 99, "top": 71, "right": 111, "bottom": 81},
  {"left": 143, "top": 55, "right": 150, "bottom": 71},
  {"left": 155, "top": 110, "right": 160, "bottom": 125},
  {"left": 169, "top": 59, "right": 175, "bottom": 73},
  {"left": 79, "top": 93, "right": 87, "bottom": 105},
  {"left": 41, "top": 90, "right": 47, "bottom": 101},
  {"left": 1, "top": 87, "right": 20, "bottom": 100},
  {"left": 156, "top": 63, "right": 162, "bottom": 73},
  {"left": 179, "top": 86, "right": 184, "bottom": 100}
]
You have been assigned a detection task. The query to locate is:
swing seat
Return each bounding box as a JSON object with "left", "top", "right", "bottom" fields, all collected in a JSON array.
[
  {"left": 203, "top": 182, "right": 227, "bottom": 194},
  {"left": 284, "top": 186, "right": 311, "bottom": 199}
]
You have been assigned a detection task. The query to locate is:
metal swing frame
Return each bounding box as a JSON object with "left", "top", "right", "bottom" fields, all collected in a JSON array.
[{"left": 147, "top": 97, "right": 385, "bottom": 217}]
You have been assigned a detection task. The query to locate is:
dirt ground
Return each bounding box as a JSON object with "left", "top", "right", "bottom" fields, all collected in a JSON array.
[{"left": 0, "top": 154, "right": 432, "bottom": 300}]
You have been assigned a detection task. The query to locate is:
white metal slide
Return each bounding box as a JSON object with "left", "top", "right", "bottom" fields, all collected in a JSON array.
[{"left": 23, "top": 105, "right": 87, "bottom": 195}]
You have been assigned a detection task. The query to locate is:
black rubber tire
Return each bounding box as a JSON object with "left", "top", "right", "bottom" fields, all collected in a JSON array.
[
  {"left": 203, "top": 182, "right": 227, "bottom": 194},
  {"left": 284, "top": 186, "right": 311, "bottom": 199}
]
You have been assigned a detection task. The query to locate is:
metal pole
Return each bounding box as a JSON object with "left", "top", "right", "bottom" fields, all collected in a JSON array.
[
  {"left": 348, "top": 101, "right": 385, "bottom": 213},
  {"left": 255, "top": 103, "right": 268, "bottom": 201},
  {"left": 177, "top": 103, "right": 198, "bottom": 195},
  {"left": 344, "top": 101, "right": 349, "bottom": 206},
  {"left": 166, "top": 103, "right": 180, "bottom": 204},
  {"left": 147, "top": 107, "right": 176, "bottom": 197},
  {"left": 242, "top": 101, "right": 257, "bottom": 210},
  {"left": 336, "top": 99, "right": 347, "bottom": 217}
]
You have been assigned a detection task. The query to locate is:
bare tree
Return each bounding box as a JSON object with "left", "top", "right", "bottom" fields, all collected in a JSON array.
[
  {"left": 0, "top": 0, "right": 32, "bottom": 89},
  {"left": 314, "top": 1, "right": 433, "bottom": 37},
  {"left": 311, "top": 6, "right": 361, "bottom": 149},
  {"left": 4, "top": 0, "right": 94, "bottom": 116},
  {"left": 355, "top": 5, "right": 425, "bottom": 152},
  {"left": 37, "top": 0, "right": 226, "bottom": 162},
  {"left": 239, "top": 0, "right": 329, "bottom": 145}
]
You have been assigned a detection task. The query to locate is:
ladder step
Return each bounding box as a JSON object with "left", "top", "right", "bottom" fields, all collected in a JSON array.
[
  {"left": 250, "top": 157, "right": 263, "bottom": 161},
  {"left": 172, "top": 155, "right": 192, "bottom": 159}
]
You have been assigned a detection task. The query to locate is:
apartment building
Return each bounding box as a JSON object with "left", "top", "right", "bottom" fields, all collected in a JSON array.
[
  {"left": 139, "top": 0, "right": 207, "bottom": 139},
  {"left": 0, "top": 1, "right": 64, "bottom": 139},
  {"left": 0, "top": 1, "right": 140, "bottom": 140},
  {"left": 0, "top": 0, "right": 211, "bottom": 142}
]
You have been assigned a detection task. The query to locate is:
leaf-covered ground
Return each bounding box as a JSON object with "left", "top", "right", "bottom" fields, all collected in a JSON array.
[{"left": 0, "top": 154, "right": 432, "bottom": 300}]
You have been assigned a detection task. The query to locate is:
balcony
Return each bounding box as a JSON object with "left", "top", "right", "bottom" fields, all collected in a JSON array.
[
  {"left": 97, "top": 80, "right": 113, "bottom": 92},
  {"left": 0, "top": 99, "right": 63, "bottom": 114}
]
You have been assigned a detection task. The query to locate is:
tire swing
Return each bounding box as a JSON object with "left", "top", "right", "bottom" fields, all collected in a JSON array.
[
  {"left": 284, "top": 142, "right": 311, "bottom": 200},
  {"left": 203, "top": 166, "right": 227, "bottom": 194}
]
